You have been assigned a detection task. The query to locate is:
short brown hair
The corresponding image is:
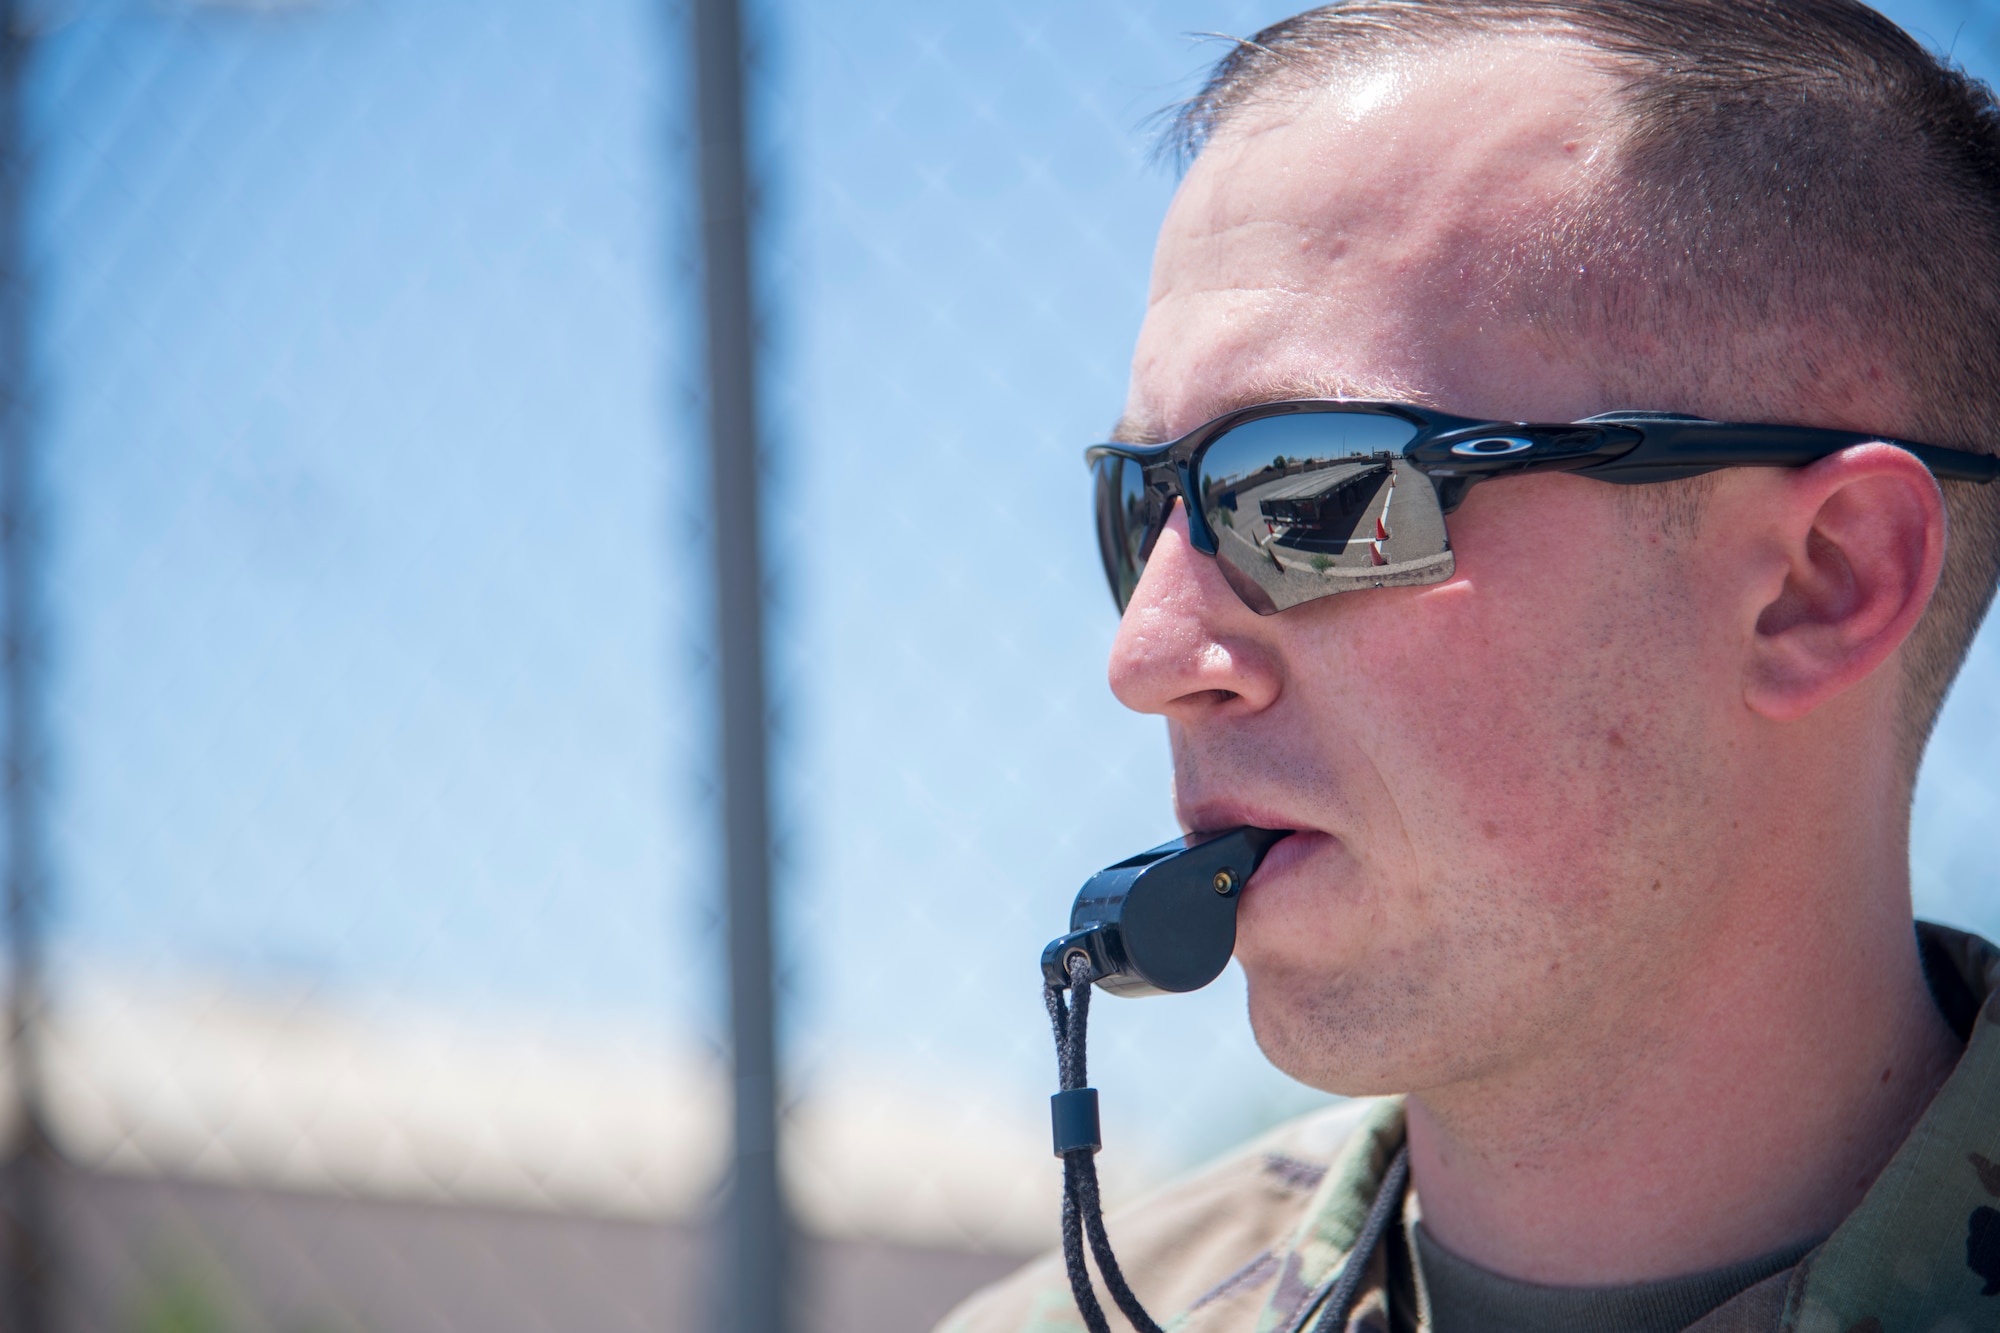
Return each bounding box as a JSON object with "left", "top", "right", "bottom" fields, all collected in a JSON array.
[{"left": 1170, "top": 0, "right": 2000, "bottom": 759}]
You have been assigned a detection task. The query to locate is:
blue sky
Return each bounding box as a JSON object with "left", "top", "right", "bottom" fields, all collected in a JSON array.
[{"left": 27, "top": 0, "right": 2000, "bottom": 1167}]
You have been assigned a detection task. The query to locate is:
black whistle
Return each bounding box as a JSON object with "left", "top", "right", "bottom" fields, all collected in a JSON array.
[{"left": 1039, "top": 826, "right": 1291, "bottom": 997}]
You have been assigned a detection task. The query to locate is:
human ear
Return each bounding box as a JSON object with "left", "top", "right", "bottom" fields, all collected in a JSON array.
[{"left": 1743, "top": 444, "right": 1947, "bottom": 723}]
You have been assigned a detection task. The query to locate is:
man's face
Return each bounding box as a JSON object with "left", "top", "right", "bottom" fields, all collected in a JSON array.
[{"left": 1114, "top": 40, "right": 1760, "bottom": 1096}]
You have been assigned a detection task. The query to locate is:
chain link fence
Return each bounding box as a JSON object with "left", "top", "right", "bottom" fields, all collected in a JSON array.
[{"left": 0, "top": 0, "right": 1993, "bottom": 1330}]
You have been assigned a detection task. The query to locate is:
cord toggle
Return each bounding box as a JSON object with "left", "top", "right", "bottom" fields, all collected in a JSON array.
[{"left": 1050, "top": 1087, "right": 1102, "bottom": 1156}]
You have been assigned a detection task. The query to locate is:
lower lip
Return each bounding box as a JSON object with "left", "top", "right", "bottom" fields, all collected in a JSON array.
[{"left": 1247, "top": 830, "right": 1334, "bottom": 888}]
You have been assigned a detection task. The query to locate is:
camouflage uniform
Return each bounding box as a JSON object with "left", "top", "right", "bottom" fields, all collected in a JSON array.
[{"left": 939, "top": 923, "right": 2000, "bottom": 1333}]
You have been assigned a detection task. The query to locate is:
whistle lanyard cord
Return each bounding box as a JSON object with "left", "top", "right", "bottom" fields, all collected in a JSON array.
[
  {"left": 1046, "top": 959, "right": 1166, "bottom": 1333},
  {"left": 1046, "top": 955, "right": 1410, "bottom": 1333}
]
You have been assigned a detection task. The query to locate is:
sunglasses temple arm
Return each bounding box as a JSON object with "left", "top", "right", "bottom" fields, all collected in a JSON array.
[
  {"left": 1906, "top": 444, "right": 2000, "bottom": 484},
  {"left": 1590, "top": 424, "right": 1998, "bottom": 482}
]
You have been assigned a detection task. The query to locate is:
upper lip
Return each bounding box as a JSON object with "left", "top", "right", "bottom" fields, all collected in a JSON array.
[{"left": 1179, "top": 797, "right": 1314, "bottom": 838}]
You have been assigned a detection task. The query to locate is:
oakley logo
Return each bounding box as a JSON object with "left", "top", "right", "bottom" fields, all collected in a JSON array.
[{"left": 1451, "top": 436, "right": 1535, "bottom": 457}]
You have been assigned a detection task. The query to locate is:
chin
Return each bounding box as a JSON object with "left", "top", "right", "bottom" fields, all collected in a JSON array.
[{"left": 1240, "top": 959, "right": 1414, "bottom": 1098}]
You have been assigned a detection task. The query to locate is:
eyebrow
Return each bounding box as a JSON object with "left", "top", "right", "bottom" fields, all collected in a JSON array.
[
  {"left": 1107, "top": 375, "right": 1429, "bottom": 446},
  {"left": 1107, "top": 412, "right": 1164, "bottom": 446}
]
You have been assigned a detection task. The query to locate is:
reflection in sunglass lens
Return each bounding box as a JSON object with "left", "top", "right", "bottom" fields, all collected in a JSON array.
[
  {"left": 1195, "top": 411, "right": 1455, "bottom": 614},
  {"left": 1094, "top": 454, "right": 1158, "bottom": 610}
]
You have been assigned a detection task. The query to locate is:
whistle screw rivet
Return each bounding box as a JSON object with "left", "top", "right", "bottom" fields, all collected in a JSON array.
[{"left": 1213, "top": 870, "right": 1236, "bottom": 895}]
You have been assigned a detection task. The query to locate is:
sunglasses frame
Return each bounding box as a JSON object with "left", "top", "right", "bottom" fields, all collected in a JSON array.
[{"left": 1087, "top": 398, "right": 1999, "bottom": 613}]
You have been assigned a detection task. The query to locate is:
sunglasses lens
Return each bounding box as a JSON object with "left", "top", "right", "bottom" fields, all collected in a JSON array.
[
  {"left": 1094, "top": 454, "right": 1159, "bottom": 610},
  {"left": 1195, "top": 411, "right": 1453, "bottom": 613}
]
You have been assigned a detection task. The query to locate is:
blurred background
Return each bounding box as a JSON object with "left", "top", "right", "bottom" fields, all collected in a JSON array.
[{"left": 0, "top": 0, "right": 1990, "bottom": 1329}]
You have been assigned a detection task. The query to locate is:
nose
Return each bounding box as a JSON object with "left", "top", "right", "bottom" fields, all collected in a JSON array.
[{"left": 1108, "top": 501, "right": 1283, "bottom": 721}]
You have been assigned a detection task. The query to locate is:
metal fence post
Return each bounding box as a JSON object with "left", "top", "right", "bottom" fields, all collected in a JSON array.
[
  {"left": 689, "top": 0, "right": 788, "bottom": 1330},
  {"left": 0, "top": 3, "right": 51, "bottom": 1330}
]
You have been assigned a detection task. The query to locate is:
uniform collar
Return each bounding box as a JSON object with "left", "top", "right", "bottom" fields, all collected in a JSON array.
[
  {"left": 1250, "top": 1095, "right": 1406, "bottom": 1333},
  {"left": 1791, "top": 922, "right": 2000, "bottom": 1328}
]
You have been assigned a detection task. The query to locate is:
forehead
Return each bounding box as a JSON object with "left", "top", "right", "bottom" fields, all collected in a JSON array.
[{"left": 1125, "top": 36, "right": 1622, "bottom": 442}]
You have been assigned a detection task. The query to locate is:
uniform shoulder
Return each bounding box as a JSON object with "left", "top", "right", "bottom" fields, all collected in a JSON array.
[{"left": 934, "top": 1099, "right": 1381, "bottom": 1333}]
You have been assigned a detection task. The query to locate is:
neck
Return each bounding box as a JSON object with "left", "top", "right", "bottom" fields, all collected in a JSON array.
[{"left": 1403, "top": 748, "right": 1962, "bottom": 1285}]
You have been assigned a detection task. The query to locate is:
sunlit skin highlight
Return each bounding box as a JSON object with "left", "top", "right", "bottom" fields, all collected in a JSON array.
[{"left": 1109, "top": 36, "right": 1962, "bottom": 1285}]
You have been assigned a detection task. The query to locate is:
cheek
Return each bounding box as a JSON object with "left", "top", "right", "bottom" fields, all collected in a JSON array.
[
  {"left": 1226, "top": 488, "right": 1738, "bottom": 1089},
  {"left": 1297, "top": 498, "right": 1722, "bottom": 904}
]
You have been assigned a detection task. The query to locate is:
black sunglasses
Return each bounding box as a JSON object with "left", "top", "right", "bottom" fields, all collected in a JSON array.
[{"left": 1088, "top": 399, "right": 2000, "bottom": 615}]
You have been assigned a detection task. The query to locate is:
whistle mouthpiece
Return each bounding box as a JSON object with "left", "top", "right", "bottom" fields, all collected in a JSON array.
[{"left": 1039, "top": 825, "right": 1290, "bottom": 997}]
